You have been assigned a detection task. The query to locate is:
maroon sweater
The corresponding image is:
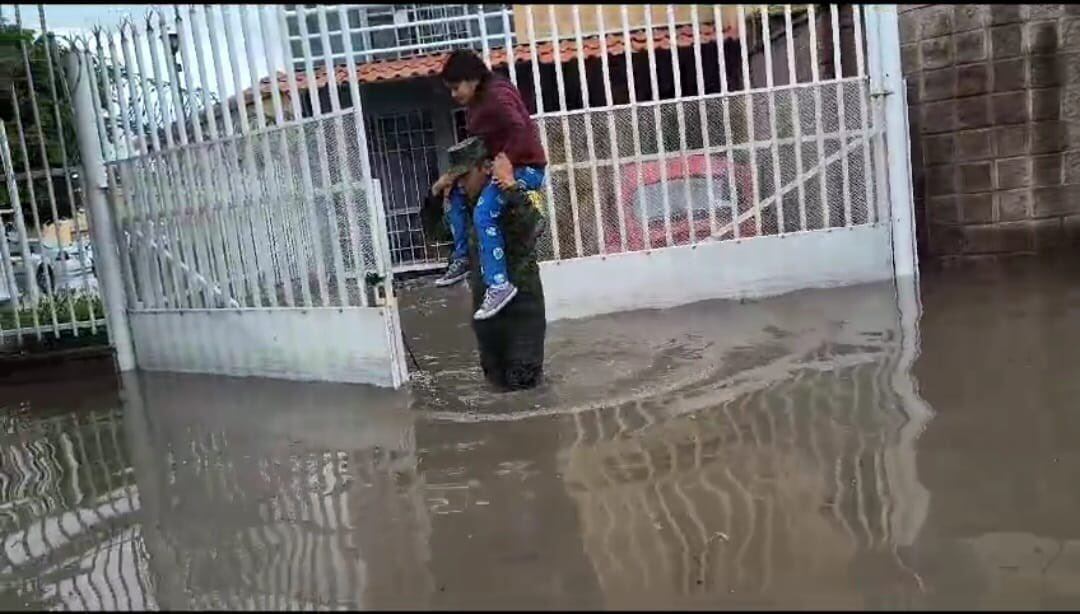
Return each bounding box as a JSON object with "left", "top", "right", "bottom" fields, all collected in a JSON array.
[{"left": 465, "top": 76, "right": 547, "bottom": 168}]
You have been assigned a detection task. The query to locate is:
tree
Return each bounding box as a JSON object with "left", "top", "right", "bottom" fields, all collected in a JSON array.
[{"left": 0, "top": 18, "right": 80, "bottom": 226}]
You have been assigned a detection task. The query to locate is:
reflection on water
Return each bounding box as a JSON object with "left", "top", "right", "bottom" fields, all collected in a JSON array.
[
  {"left": 0, "top": 405, "right": 152, "bottom": 610},
  {"left": 4, "top": 266, "right": 1080, "bottom": 609}
]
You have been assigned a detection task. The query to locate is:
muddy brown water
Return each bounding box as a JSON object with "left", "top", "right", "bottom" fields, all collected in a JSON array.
[{"left": 3, "top": 259, "right": 1080, "bottom": 609}]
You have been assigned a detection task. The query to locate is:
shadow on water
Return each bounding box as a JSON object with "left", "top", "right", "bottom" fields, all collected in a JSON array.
[{"left": 3, "top": 260, "right": 1080, "bottom": 609}]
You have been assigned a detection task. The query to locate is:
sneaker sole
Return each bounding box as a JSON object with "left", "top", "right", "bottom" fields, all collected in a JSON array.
[
  {"left": 434, "top": 272, "right": 468, "bottom": 287},
  {"left": 473, "top": 285, "right": 519, "bottom": 321}
]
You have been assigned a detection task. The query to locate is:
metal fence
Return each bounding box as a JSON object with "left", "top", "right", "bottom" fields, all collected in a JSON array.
[
  {"left": 510, "top": 5, "right": 881, "bottom": 262},
  {"left": 0, "top": 4, "right": 107, "bottom": 350},
  {"left": 86, "top": 8, "right": 394, "bottom": 312}
]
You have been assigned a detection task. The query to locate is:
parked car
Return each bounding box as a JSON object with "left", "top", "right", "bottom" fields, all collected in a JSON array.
[
  {"left": 4, "top": 235, "right": 95, "bottom": 296},
  {"left": 604, "top": 153, "right": 757, "bottom": 254}
]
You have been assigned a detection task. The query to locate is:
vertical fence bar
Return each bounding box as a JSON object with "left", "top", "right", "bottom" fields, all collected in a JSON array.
[
  {"left": 501, "top": 5, "right": 517, "bottom": 88},
  {"left": 295, "top": 4, "right": 349, "bottom": 306},
  {"left": 852, "top": 5, "right": 875, "bottom": 226},
  {"left": 761, "top": 5, "right": 786, "bottom": 235},
  {"left": 644, "top": 5, "right": 674, "bottom": 247},
  {"left": 316, "top": 5, "right": 367, "bottom": 307},
  {"left": 276, "top": 6, "right": 322, "bottom": 307},
  {"left": 736, "top": 5, "right": 762, "bottom": 237},
  {"left": 144, "top": 13, "right": 191, "bottom": 309},
  {"left": 7, "top": 94, "right": 46, "bottom": 333},
  {"left": 137, "top": 17, "right": 185, "bottom": 308},
  {"left": 187, "top": 6, "right": 240, "bottom": 307},
  {"left": 808, "top": 4, "right": 829, "bottom": 230},
  {"left": 67, "top": 49, "right": 136, "bottom": 371},
  {"left": 666, "top": 4, "right": 693, "bottom": 245},
  {"left": 104, "top": 30, "right": 146, "bottom": 307},
  {"left": 122, "top": 21, "right": 167, "bottom": 309},
  {"left": 232, "top": 5, "right": 282, "bottom": 308},
  {"left": 548, "top": 5, "right": 584, "bottom": 258},
  {"left": 784, "top": 5, "right": 808, "bottom": 233},
  {"left": 239, "top": 5, "right": 288, "bottom": 308},
  {"left": 14, "top": 6, "right": 63, "bottom": 329},
  {"left": 222, "top": 5, "right": 272, "bottom": 309},
  {"left": 477, "top": 4, "right": 492, "bottom": 69},
  {"left": 155, "top": 10, "right": 205, "bottom": 309},
  {"left": 571, "top": 5, "right": 605, "bottom": 255},
  {"left": 205, "top": 5, "right": 257, "bottom": 306},
  {"left": 524, "top": 5, "right": 560, "bottom": 260},
  {"left": 714, "top": 5, "right": 741, "bottom": 240},
  {"left": 39, "top": 6, "right": 96, "bottom": 330},
  {"left": 621, "top": 5, "right": 649, "bottom": 251},
  {"left": 172, "top": 7, "right": 225, "bottom": 308},
  {"left": 260, "top": 6, "right": 300, "bottom": 308},
  {"left": 91, "top": 31, "right": 138, "bottom": 308},
  {"left": 690, "top": 5, "right": 717, "bottom": 240},
  {"left": 831, "top": 4, "right": 852, "bottom": 227},
  {"left": 597, "top": 5, "right": 628, "bottom": 253},
  {"left": 866, "top": 5, "right": 917, "bottom": 278},
  {"left": 157, "top": 8, "right": 208, "bottom": 306},
  {"left": 0, "top": 124, "right": 27, "bottom": 340}
]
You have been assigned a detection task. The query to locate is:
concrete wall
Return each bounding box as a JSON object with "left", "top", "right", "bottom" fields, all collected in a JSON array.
[{"left": 902, "top": 4, "right": 1080, "bottom": 262}]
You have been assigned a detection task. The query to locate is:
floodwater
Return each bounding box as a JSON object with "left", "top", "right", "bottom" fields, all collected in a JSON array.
[{"left": 3, "top": 258, "right": 1080, "bottom": 609}]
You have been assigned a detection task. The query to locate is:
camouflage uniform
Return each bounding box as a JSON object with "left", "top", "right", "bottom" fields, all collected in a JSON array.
[{"left": 422, "top": 142, "right": 547, "bottom": 390}]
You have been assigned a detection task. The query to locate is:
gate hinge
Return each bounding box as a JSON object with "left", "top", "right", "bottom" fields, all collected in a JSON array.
[{"left": 870, "top": 88, "right": 892, "bottom": 99}]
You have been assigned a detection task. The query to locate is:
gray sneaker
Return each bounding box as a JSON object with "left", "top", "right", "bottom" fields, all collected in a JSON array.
[
  {"left": 435, "top": 258, "right": 469, "bottom": 287},
  {"left": 473, "top": 282, "right": 519, "bottom": 320}
]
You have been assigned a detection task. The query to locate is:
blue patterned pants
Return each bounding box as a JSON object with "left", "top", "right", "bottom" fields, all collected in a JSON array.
[{"left": 448, "top": 165, "right": 546, "bottom": 287}]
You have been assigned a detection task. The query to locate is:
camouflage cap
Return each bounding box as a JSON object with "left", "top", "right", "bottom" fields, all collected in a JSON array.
[{"left": 446, "top": 136, "right": 489, "bottom": 177}]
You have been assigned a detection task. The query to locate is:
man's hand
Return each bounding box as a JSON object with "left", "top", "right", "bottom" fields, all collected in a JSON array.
[
  {"left": 492, "top": 152, "right": 516, "bottom": 191},
  {"left": 431, "top": 172, "right": 456, "bottom": 197}
]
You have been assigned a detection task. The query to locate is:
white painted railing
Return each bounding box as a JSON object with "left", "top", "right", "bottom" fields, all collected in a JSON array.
[{"left": 0, "top": 4, "right": 105, "bottom": 348}]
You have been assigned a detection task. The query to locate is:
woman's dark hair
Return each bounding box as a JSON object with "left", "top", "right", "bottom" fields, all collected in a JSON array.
[{"left": 440, "top": 49, "right": 491, "bottom": 84}]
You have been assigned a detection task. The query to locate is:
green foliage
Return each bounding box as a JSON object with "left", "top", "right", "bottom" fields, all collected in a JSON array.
[
  {"left": 0, "top": 18, "right": 80, "bottom": 225},
  {"left": 0, "top": 292, "right": 104, "bottom": 330}
]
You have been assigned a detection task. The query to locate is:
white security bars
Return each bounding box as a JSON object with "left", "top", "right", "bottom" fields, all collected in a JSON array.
[
  {"left": 94, "top": 12, "right": 386, "bottom": 312},
  {"left": 81, "top": 5, "right": 409, "bottom": 386},
  {"left": 0, "top": 5, "right": 105, "bottom": 349},
  {"left": 55, "top": 4, "right": 910, "bottom": 380},
  {"left": 508, "top": 4, "right": 882, "bottom": 263}
]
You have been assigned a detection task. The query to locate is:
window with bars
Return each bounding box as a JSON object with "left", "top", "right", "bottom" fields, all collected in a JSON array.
[{"left": 285, "top": 4, "right": 512, "bottom": 68}]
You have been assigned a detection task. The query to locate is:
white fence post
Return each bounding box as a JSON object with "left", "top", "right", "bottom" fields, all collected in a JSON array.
[
  {"left": 866, "top": 5, "right": 918, "bottom": 281},
  {"left": 66, "top": 49, "right": 136, "bottom": 371}
]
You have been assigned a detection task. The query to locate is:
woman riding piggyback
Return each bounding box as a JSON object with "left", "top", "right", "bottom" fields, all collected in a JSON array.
[{"left": 431, "top": 49, "right": 548, "bottom": 321}]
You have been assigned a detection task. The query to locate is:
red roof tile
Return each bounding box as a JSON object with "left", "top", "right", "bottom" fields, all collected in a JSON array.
[{"left": 256, "top": 23, "right": 734, "bottom": 95}]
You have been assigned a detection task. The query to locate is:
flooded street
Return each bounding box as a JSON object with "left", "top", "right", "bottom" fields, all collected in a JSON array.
[{"left": 3, "top": 260, "right": 1080, "bottom": 609}]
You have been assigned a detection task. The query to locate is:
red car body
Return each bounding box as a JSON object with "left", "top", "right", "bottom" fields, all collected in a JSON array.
[{"left": 602, "top": 153, "right": 757, "bottom": 254}]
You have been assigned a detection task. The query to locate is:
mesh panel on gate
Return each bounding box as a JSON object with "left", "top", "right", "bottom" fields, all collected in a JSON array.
[{"left": 110, "top": 112, "right": 381, "bottom": 310}]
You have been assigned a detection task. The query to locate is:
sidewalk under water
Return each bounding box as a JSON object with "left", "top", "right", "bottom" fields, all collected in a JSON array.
[{"left": 3, "top": 258, "right": 1080, "bottom": 609}]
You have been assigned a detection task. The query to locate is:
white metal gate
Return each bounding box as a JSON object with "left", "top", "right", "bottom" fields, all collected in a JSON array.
[
  {"left": 507, "top": 4, "right": 914, "bottom": 320},
  {"left": 63, "top": 4, "right": 914, "bottom": 387},
  {"left": 75, "top": 7, "right": 408, "bottom": 387}
]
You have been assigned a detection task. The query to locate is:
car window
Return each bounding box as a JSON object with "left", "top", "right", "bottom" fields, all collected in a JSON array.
[{"left": 632, "top": 176, "right": 734, "bottom": 222}]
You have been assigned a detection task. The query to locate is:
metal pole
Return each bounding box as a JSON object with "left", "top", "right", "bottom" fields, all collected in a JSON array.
[
  {"left": 66, "top": 50, "right": 136, "bottom": 372},
  {"left": 866, "top": 5, "right": 918, "bottom": 280}
]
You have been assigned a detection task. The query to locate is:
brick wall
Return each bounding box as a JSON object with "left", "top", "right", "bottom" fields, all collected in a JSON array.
[{"left": 902, "top": 4, "right": 1080, "bottom": 261}]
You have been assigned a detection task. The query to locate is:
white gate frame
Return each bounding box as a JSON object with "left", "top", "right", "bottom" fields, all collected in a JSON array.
[
  {"left": 526, "top": 4, "right": 917, "bottom": 322},
  {"left": 68, "top": 6, "right": 410, "bottom": 388},
  {"left": 71, "top": 4, "right": 917, "bottom": 386}
]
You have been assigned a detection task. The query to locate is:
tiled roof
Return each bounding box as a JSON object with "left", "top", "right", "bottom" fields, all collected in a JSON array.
[{"left": 255, "top": 23, "right": 734, "bottom": 95}]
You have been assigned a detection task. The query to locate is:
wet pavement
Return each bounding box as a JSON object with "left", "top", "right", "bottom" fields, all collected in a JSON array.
[{"left": 3, "top": 259, "right": 1080, "bottom": 609}]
